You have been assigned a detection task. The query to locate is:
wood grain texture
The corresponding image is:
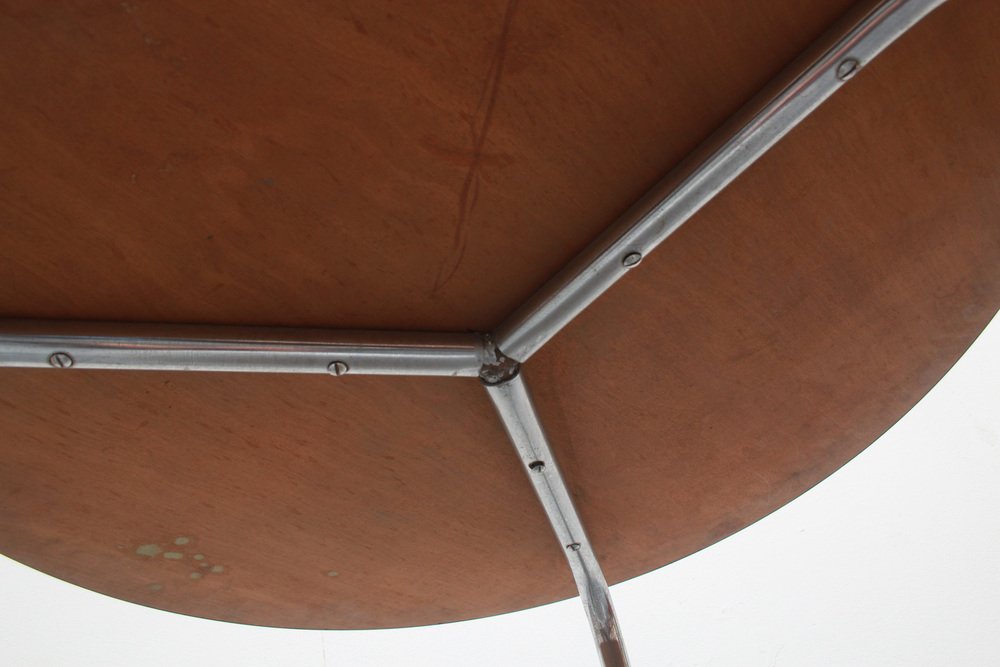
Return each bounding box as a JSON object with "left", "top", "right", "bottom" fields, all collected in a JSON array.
[
  {"left": 528, "top": 0, "right": 1000, "bottom": 590},
  {"left": 0, "top": 0, "right": 852, "bottom": 330},
  {"left": 0, "top": 372, "right": 561, "bottom": 629},
  {"left": 1, "top": 0, "right": 999, "bottom": 629}
]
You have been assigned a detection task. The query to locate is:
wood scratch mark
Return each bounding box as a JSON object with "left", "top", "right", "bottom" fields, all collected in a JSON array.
[
  {"left": 342, "top": 0, "right": 368, "bottom": 35},
  {"left": 432, "top": 0, "right": 519, "bottom": 295},
  {"left": 419, "top": 136, "right": 512, "bottom": 170}
]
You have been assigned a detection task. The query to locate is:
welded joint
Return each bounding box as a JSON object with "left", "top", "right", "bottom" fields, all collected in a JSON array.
[{"left": 477, "top": 333, "right": 521, "bottom": 386}]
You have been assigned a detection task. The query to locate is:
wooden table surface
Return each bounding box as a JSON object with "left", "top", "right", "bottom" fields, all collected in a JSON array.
[{"left": 1, "top": 0, "right": 998, "bottom": 629}]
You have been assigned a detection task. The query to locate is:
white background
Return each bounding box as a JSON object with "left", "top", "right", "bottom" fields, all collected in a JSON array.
[{"left": 2, "top": 313, "right": 998, "bottom": 666}]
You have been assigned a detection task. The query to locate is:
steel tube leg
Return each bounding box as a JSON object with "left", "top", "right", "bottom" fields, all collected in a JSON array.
[
  {"left": 494, "top": 0, "right": 948, "bottom": 362},
  {"left": 483, "top": 372, "right": 629, "bottom": 667},
  {"left": 0, "top": 319, "right": 488, "bottom": 377}
]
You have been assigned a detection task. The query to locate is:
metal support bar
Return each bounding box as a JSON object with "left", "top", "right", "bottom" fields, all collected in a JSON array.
[
  {"left": 494, "top": 0, "right": 947, "bottom": 362},
  {"left": 0, "top": 319, "right": 488, "bottom": 377},
  {"left": 484, "top": 372, "right": 629, "bottom": 667}
]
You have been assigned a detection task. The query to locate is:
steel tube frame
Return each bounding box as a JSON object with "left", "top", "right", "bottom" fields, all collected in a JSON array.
[
  {"left": 494, "top": 0, "right": 946, "bottom": 362},
  {"left": 0, "top": 320, "right": 488, "bottom": 377},
  {"left": 484, "top": 371, "right": 628, "bottom": 667},
  {"left": 0, "top": 1, "right": 945, "bottom": 663}
]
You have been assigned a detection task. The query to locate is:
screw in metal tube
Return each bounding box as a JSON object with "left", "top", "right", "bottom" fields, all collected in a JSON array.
[
  {"left": 48, "top": 352, "right": 74, "bottom": 368},
  {"left": 836, "top": 57, "right": 860, "bottom": 81},
  {"left": 566, "top": 542, "right": 581, "bottom": 552},
  {"left": 528, "top": 460, "right": 545, "bottom": 472},
  {"left": 327, "top": 360, "right": 350, "bottom": 376},
  {"left": 622, "top": 252, "right": 642, "bottom": 268}
]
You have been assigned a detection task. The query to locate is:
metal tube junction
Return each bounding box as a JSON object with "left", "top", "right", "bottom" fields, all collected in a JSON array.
[
  {"left": 494, "top": 0, "right": 947, "bottom": 362},
  {"left": 0, "top": 319, "right": 488, "bottom": 377},
  {"left": 484, "top": 372, "right": 629, "bottom": 667}
]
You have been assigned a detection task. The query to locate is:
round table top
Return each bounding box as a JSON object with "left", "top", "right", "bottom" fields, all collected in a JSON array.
[{"left": 1, "top": 0, "right": 998, "bottom": 629}]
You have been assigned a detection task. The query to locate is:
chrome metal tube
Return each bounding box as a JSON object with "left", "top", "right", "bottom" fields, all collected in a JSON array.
[
  {"left": 494, "top": 0, "right": 947, "bottom": 361},
  {"left": 484, "top": 373, "right": 629, "bottom": 667},
  {"left": 0, "top": 319, "right": 488, "bottom": 377}
]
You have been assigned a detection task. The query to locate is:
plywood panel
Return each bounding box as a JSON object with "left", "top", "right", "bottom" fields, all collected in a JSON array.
[
  {"left": 1, "top": 0, "right": 998, "bottom": 630},
  {"left": 0, "top": 0, "right": 851, "bottom": 329},
  {"left": 0, "top": 372, "right": 568, "bottom": 628},
  {"left": 528, "top": 0, "right": 1000, "bottom": 589}
]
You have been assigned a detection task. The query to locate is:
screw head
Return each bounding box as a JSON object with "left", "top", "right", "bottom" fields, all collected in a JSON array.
[
  {"left": 48, "top": 352, "right": 74, "bottom": 368},
  {"left": 566, "top": 542, "right": 582, "bottom": 552},
  {"left": 327, "top": 361, "right": 349, "bottom": 376},
  {"left": 622, "top": 252, "right": 642, "bottom": 268},
  {"left": 836, "top": 58, "right": 860, "bottom": 81},
  {"left": 528, "top": 461, "right": 545, "bottom": 473}
]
